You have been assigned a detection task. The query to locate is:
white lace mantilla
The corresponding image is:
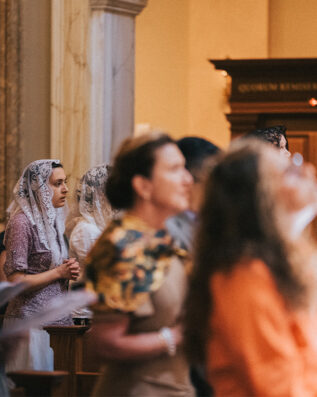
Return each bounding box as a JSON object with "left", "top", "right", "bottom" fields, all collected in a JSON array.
[
  {"left": 7, "top": 159, "right": 68, "bottom": 266},
  {"left": 68, "top": 164, "right": 114, "bottom": 235}
]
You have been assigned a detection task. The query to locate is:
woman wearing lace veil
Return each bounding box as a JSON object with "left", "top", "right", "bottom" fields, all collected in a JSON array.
[
  {"left": 3, "top": 160, "right": 80, "bottom": 371},
  {"left": 68, "top": 164, "right": 114, "bottom": 323}
]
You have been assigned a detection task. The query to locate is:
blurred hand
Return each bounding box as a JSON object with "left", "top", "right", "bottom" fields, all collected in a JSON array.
[{"left": 170, "top": 323, "right": 183, "bottom": 347}]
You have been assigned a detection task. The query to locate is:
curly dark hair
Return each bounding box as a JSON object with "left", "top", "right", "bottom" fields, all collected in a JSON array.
[
  {"left": 106, "top": 132, "right": 175, "bottom": 210},
  {"left": 246, "top": 125, "right": 289, "bottom": 150},
  {"left": 184, "top": 139, "right": 304, "bottom": 365}
]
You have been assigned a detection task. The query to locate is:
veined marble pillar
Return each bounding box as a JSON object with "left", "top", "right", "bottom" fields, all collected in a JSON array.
[
  {"left": 89, "top": 0, "right": 148, "bottom": 164},
  {"left": 51, "top": 0, "right": 147, "bottom": 190},
  {"left": 50, "top": 0, "right": 90, "bottom": 191}
]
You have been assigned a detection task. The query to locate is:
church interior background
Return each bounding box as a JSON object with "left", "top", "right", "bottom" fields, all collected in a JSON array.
[{"left": 1, "top": 0, "right": 317, "bottom": 228}]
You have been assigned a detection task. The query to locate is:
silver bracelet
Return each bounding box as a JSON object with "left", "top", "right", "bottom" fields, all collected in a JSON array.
[{"left": 159, "top": 327, "right": 176, "bottom": 356}]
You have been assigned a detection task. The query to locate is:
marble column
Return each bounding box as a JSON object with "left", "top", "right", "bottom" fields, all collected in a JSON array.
[
  {"left": 89, "top": 0, "right": 148, "bottom": 165},
  {"left": 0, "top": 0, "right": 22, "bottom": 223},
  {"left": 50, "top": 0, "right": 91, "bottom": 192}
]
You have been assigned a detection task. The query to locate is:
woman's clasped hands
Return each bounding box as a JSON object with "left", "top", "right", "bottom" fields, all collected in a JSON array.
[{"left": 57, "top": 258, "right": 80, "bottom": 281}]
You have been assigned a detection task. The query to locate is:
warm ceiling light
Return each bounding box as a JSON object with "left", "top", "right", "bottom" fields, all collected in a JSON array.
[{"left": 308, "top": 97, "right": 317, "bottom": 107}]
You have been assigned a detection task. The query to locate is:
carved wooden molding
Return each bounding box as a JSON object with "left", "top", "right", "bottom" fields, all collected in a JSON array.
[
  {"left": 230, "top": 101, "right": 317, "bottom": 114},
  {"left": 210, "top": 58, "right": 317, "bottom": 103},
  {"left": 90, "top": 0, "right": 148, "bottom": 16},
  {"left": 0, "top": 0, "right": 22, "bottom": 222},
  {"left": 210, "top": 58, "right": 317, "bottom": 141}
]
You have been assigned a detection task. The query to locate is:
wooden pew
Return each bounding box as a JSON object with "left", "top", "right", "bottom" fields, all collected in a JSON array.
[
  {"left": 7, "top": 370, "right": 68, "bottom": 397},
  {"left": 44, "top": 325, "right": 101, "bottom": 396}
]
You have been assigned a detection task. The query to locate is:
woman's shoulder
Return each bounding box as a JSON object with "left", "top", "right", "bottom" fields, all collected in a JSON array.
[
  {"left": 70, "top": 219, "right": 101, "bottom": 241},
  {"left": 5, "top": 213, "right": 35, "bottom": 249},
  {"left": 95, "top": 216, "right": 179, "bottom": 263},
  {"left": 86, "top": 219, "right": 121, "bottom": 265},
  {"left": 211, "top": 259, "right": 283, "bottom": 313},
  {"left": 215, "top": 259, "right": 272, "bottom": 284},
  {"left": 8, "top": 211, "right": 30, "bottom": 227},
  {"left": 211, "top": 259, "right": 277, "bottom": 301},
  {"left": 86, "top": 217, "right": 177, "bottom": 313},
  {"left": 92, "top": 217, "right": 144, "bottom": 254},
  {"left": 6, "top": 212, "right": 32, "bottom": 234},
  {"left": 234, "top": 259, "right": 273, "bottom": 282}
]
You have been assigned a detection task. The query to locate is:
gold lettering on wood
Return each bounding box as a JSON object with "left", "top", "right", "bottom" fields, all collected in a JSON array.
[{"left": 237, "top": 82, "right": 317, "bottom": 94}]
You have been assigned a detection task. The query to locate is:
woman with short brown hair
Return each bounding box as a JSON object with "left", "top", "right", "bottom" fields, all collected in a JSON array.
[{"left": 86, "top": 132, "right": 194, "bottom": 396}]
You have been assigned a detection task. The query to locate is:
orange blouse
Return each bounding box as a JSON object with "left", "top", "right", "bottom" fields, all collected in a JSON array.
[{"left": 207, "top": 259, "right": 317, "bottom": 397}]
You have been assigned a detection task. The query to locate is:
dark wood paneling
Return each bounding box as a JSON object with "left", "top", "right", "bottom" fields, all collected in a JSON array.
[{"left": 209, "top": 59, "right": 317, "bottom": 164}]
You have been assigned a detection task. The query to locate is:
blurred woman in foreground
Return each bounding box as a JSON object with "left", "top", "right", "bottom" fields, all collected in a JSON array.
[
  {"left": 185, "top": 139, "right": 317, "bottom": 396},
  {"left": 86, "top": 132, "right": 194, "bottom": 396}
]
